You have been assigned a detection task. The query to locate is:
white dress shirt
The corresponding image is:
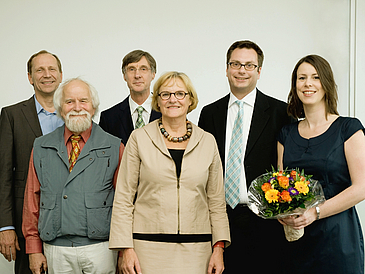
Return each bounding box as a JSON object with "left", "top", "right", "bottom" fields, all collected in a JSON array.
[
  {"left": 225, "top": 88, "right": 257, "bottom": 204},
  {"left": 129, "top": 95, "right": 153, "bottom": 128}
]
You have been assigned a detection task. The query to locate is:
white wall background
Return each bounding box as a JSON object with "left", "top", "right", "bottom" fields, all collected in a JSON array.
[{"left": 0, "top": 0, "right": 364, "bottom": 272}]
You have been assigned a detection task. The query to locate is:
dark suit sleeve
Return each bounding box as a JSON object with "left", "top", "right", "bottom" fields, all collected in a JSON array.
[
  {"left": 198, "top": 106, "right": 207, "bottom": 129},
  {"left": 0, "top": 108, "right": 15, "bottom": 228},
  {"left": 99, "top": 111, "right": 108, "bottom": 132}
]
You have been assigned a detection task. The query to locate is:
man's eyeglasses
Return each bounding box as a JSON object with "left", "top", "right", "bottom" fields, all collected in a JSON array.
[
  {"left": 228, "top": 61, "right": 258, "bottom": 71},
  {"left": 125, "top": 66, "right": 151, "bottom": 74},
  {"left": 159, "top": 91, "right": 189, "bottom": 100}
]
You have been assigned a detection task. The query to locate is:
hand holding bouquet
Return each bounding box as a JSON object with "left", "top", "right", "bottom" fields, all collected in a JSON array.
[{"left": 248, "top": 167, "right": 325, "bottom": 241}]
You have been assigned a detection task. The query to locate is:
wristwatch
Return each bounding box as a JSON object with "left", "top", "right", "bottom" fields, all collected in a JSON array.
[{"left": 315, "top": 206, "right": 320, "bottom": 220}]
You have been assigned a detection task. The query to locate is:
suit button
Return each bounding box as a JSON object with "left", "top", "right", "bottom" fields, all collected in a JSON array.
[{"left": 63, "top": 195, "right": 68, "bottom": 199}]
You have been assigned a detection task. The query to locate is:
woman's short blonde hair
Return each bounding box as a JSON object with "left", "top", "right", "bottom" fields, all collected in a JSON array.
[{"left": 152, "top": 71, "right": 199, "bottom": 113}]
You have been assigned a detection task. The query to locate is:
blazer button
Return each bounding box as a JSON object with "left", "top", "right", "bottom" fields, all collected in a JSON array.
[{"left": 63, "top": 195, "right": 68, "bottom": 199}]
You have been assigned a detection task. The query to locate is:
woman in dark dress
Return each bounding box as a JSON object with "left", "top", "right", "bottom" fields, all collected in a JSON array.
[{"left": 277, "top": 55, "right": 365, "bottom": 273}]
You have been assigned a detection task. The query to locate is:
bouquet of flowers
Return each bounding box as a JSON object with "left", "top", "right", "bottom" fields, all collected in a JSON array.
[{"left": 247, "top": 167, "right": 325, "bottom": 241}]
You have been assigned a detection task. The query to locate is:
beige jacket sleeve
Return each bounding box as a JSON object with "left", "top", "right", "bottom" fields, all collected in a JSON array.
[{"left": 109, "top": 130, "right": 140, "bottom": 249}]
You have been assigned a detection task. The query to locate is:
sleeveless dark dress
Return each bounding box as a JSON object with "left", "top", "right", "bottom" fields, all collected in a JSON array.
[{"left": 278, "top": 116, "right": 364, "bottom": 274}]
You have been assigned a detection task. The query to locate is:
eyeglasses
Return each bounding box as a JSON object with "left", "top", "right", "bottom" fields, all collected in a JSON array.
[
  {"left": 228, "top": 61, "right": 258, "bottom": 71},
  {"left": 125, "top": 66, "right": 152, "bottom": 74},
  {"left": 159, "top": 91, "right": 189, "bottom": 100}
]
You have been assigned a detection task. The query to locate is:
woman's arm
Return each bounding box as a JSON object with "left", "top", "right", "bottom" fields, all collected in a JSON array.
[
  {"left": 277, "top": 142, "right": 284, "bottom": 171},
  {"left": 280, "top": 129, "right": 365, "bottom": 229}
]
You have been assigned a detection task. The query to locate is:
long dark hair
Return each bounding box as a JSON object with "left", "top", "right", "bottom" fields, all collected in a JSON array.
[{"left": 287, "top": 54, "right": 338, "bottom": 119}]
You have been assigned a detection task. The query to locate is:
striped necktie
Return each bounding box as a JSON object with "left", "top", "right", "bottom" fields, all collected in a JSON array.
[
  {"left": 69, "top": 135, "right": 81, "bottom": 172},
  {"left": 225, "top": 101, "right": 244, "bottom": 209},
  {"left": 135, "top": 106, "right": 145, "bottom": 129}
]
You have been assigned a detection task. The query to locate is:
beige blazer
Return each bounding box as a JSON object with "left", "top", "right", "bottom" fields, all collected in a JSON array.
[{"left": 109, "top": 120, "right": 230, "bottom": 249}]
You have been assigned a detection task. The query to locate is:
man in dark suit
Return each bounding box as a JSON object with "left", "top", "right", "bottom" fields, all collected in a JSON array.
[
  {"left": 198, "top": 41, "right": 293, "bottom": 274},
  {"left": 99, "top": 50, "right": 161, "bottom": 144},
  {"left": 0, "top": 50, "right": 63, "bottom": 274}
]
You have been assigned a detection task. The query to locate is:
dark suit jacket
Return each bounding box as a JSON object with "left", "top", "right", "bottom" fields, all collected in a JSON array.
[
  {"left": 198, "top": 89, "right": 294, "bottom": 186},
  {"left": 99, "top": 96, "right": 161, "bottom": 145},
  {"left": 0, "top": 96, "right": 42, "bottom": 237}
]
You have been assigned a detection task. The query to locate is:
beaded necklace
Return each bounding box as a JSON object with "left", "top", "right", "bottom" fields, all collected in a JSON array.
[{"left": 158, "top": 118, "right": 192, "bottom": 142}]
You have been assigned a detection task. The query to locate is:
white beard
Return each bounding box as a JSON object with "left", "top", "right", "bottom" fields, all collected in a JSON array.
[{"left": 64, "top": 110, "right": 92, "bottom": 134}]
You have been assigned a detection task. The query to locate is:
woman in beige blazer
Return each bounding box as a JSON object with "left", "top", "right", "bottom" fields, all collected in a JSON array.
[{"left": 109, "top": 71, "right": 230, "bottom": 274}]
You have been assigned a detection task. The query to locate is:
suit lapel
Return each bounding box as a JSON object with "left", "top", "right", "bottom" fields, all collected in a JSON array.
[
  {"left": 245, "top": 90, "right": 270, "bottom": 158},
  {"left": 117, "top": 97, "right": 134, "bottom": 140},
  {"left": 213, "top": 95, "right": 229, "bottom": 163},
  {"left": 149, "top": 110, "right": 161, "bottom": 122},
  {"left": 21, "top": 97, "right": 42, "bottom": 137}
]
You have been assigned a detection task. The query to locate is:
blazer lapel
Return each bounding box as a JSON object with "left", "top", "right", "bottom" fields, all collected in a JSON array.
[
  {"left": 21, "top": 97, "right": 42, "bottom": 137},
  {"left": 118, "top": 97, "right": 134, "bottom": 140},
  {"left": 213, "top": 95, "right": 229, "bottom": 163},
  {"left": 149, "top": 110, "right": 161, "bottom": 122},
  {"left": 143, "top": 121, "right": 170, "bottom": 158},
  {"left": 245, "top": 90, "right": 270, "bottom": 158}
]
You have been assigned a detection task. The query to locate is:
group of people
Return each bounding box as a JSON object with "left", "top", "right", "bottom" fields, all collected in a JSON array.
[{"left": 0, "top": 40, "right": 364, "bottom": 274}]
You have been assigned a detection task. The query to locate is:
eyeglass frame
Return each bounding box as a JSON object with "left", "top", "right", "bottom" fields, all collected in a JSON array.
[
  {"left": 124, "top": 66, "right": 152, "bottom": 74},
  {"left": 227, "top": 61, "right": 259, "bottom": 71},
  {"left": 158, "top": 91, "right": 189, "bottom": 100}
]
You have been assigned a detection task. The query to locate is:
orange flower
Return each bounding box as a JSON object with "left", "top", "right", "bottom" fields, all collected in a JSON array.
[
  {"left": 278, "top": 176, "right": 289, "bottom": 189},
  {"left": 280, "top": 190, "right": 292, "bottom": 202},
  {"left": 290, "top": 170, "right": 297, "bottom": 177},
  {"left": 265, "top": 189, "right": 279, "bottom": 203},
  {"left": 261, "top": 182, "right": 272, "bottom": 192}
]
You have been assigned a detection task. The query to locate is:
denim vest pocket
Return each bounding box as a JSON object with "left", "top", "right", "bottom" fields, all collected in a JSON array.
[
  {"left": 85, "top": 190, "right": 114, "bottom": 239},
  {"left": 39, "top": 192, "right": 59, "bottom": 242}
]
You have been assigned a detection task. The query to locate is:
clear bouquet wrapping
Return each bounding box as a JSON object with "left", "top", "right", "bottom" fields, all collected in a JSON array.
[{"left": 247, "top": 168, "right": 325, "bottom": 241}]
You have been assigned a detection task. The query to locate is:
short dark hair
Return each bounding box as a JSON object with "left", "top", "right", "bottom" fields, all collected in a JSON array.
[
  {"left": 121, "top": 50, "right": 156, "bottom": 74},
  {"left": 226, "top": 40, "right": 264, "bottom": 68},
  {"left": 287, "top": 54, "right": 338, "bottom": 119},
  {"left": 27, "top": 50, "right": 62, "bottom": 74}
]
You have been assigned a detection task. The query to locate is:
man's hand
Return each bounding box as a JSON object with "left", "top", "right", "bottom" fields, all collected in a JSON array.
[
  {"left": 0, "top": 230, "right": 20, "bottom": 261},
  {"left": 29, "top": 253, "right": 47, "bottom": 274},
  {"left": 120, "top": 248, "right": 142, "bottom": 274}
]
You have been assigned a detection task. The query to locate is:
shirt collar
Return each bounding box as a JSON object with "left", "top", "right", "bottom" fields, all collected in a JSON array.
[
  {"left": 129, "top": 94, "right": 152, "bottom": 115},
  {"left": 34, "top": 94, "right": 57, "bottom": 115},
  {"left": 64, "top": 123, "right": 93, "bottom": 145},
  {"left": 228, "top": 88, "right": 257, "bottom": 108}
]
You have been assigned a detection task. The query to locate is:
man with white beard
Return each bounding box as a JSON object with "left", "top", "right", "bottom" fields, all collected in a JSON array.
[{"left": 22, "top": 78, "right": 124, "bottom": 274}]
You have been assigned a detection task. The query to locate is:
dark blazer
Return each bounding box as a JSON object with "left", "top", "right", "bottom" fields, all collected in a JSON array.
[
  {"left": 198, "top": 89, "right": 294, "bottom": 274},
  {"left": 198, "top": 89, "right": 294, "bottom": 187},
  {"left": 99, "top": 96, "right": 161, "bottom": 145},
  {"left": 0, "top": 96, "right": 42, "bottom": 236}
]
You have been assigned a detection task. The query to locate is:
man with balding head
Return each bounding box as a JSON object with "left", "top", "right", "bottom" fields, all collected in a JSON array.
[
  {"left": 22, "top": 78, "right": 124, "bottom": 274},
  {"left": 0, "top": 50, "right": 63, "bottom": 274}
]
